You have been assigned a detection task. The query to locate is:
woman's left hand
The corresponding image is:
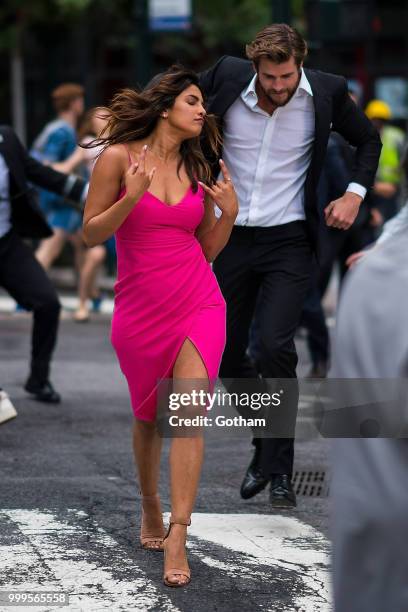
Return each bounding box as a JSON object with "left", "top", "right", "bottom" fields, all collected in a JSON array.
[{"left": 199, "top": 160, "right": 238, "bottom": 219}]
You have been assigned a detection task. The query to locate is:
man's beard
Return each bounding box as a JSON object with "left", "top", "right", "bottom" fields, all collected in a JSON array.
[
  {"left": 264, "top": 85, "right": 297, "bottom": 107},
  {"left": 260, "top": 71, "right": 301, "bottom": 108}
]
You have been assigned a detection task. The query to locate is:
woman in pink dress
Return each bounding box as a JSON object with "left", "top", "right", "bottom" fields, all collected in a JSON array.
[{"left": 83, "top": 66, "right": 238, "bottom": 587}]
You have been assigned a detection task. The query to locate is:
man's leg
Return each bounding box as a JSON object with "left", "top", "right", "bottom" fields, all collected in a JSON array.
[
  {"left": 318, "top": 227, "right": 348, "bottom": 297},
  {"left": 254, "top": 222, "right": 313, "bottom": 505},
  {"left": 213, "top": 227, "right": 260, "bottom": 379},
  {"left": 213, "top": 228, "right": 269, "bottom": 499},
  {"left": 300, "top": 261, "right": 330, "bottom": 377},
  {"left": 0, "top": 232, "right": 61, "bottom": 402}
]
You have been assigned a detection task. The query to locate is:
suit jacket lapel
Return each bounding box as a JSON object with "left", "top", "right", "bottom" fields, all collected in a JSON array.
[
  {"left": 207, "top": 63, "right": 255, "bottom": 117},
  {"left": 304, "top": 69, "right": 332, "bottom": 178}
]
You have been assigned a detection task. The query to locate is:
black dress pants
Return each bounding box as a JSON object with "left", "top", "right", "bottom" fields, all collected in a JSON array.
[
  {"left": 0, "top": 230, "right": 60, "bottom": 384},
  {"left": 213, "top": 221, "right": 313, "bottom": 476},
  {"left": 299, "top": 260, "right": 330, "bottom": 367}
]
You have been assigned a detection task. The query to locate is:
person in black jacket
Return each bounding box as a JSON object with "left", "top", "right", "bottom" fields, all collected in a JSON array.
[
  {"left": 199, "top": 24, "right": 381, "bottom": 507},
  {"left": 0, "top": 125, "right": 87, "bottom": 403}
]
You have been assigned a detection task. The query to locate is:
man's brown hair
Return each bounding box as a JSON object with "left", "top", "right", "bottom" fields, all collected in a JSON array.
[
  {"left": 246, "top": 23, "right": 308, "bottom": 68},
  {"left": 51, "top": 83, "right": 84, "bottom": 113}
]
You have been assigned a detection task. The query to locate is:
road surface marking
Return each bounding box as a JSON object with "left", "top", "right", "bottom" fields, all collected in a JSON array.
[
  {"left": 184, "top": 513, "right": 331, "bottom": 612},
  {"left": 1, "top": 509, "right": 179, "bottom": 612},
  {"left": 1, "top": 509, "right": 331, "bottom": 612}
]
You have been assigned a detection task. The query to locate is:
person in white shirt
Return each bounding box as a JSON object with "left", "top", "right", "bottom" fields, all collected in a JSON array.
[
  {"left": 199, "top": 23, "right": 382, "bottom": 507},
  {"left": 330, "top": 227, "right": 408, "bottom": 612}
]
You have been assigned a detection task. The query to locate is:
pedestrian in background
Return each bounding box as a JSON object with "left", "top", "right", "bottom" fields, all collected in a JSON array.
[
  {"left": 0, "top": 125, "right": 87, "bottom": 402},
  {"left": 330, "top": 228, "right": 408, "bottom": 612},
  {"left": 364, "top": 99, "right": 405, "bottom": 224},
  {"left": 51, "top": 107, "right": 114, "bottom": 322},
  {"left": 32, "top": 83, "right": 85, "bottom": 273}
]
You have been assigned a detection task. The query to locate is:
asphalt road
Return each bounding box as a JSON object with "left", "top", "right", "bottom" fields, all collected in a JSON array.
[{"left": 0, "top": 304, "right": 332, "bottom": 612}]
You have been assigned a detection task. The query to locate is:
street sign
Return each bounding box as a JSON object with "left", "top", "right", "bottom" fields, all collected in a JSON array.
[{"left": 149, "top": 0, "right": 192, "bottom": 31}]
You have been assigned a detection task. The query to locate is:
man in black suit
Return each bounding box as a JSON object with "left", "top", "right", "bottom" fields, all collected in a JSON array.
[
  {"left": 0, "top": 125, "right": 87, "bottom": 403},
  {"left": 199, "top": 24, "right": 381, "bottom": 507}
]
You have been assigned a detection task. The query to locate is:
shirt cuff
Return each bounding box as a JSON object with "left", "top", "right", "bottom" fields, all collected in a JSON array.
[{"left": 346, "top": 183, "right": 367, "bottom": 200}]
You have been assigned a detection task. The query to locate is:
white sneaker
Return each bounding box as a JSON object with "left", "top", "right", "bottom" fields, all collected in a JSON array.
[{"left": 0, "top": 389, "right": 17, "bottom": 425}]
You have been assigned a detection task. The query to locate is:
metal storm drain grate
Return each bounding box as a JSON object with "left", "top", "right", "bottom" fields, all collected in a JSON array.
[{"left": 292, "top": 471, "right": 329, "bottom": 497}]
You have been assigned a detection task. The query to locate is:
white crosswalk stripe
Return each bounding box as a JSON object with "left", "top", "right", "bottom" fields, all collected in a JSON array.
[
  {"left": 186, "top": 513, "right": 331, "bottom": 612},
  {"left": 0, "top": 509, "right": 331, "bottom": 612},
  {"left": 0, "top": 509, "right": 179, "bottom": 612}
]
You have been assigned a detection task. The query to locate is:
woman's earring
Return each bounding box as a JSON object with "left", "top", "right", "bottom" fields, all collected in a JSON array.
[{"left": 161, "top": 112, "right": 168, "bottom": 119}]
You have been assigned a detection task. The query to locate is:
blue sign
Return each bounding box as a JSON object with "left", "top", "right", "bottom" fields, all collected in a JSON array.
[{"left": 149, "top": 0, "right": 192, "bottom": 32}]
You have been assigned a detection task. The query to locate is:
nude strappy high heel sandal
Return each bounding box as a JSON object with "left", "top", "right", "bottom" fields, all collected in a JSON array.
[
  {"left": 140, "top": 494, "right": 166, "bottom": 551},
  {"left": 163, "top": 517, "right": 191, "bottom": 587}
]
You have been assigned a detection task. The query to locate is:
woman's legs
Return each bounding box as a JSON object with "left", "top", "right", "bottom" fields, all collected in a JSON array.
[
  {"left": 35, "top": 229, "right": 67, "bottom": 270},
  {"left": 132, "top": 419, "right": 162, "bottom": 496},
  {"left": 131, "top": 337, "right": 208, "bottom": 575},
  {"left": 133, "top": 418, "right": 164, "bottom": 549},
  {"left": 74, "top": 245, "right": 106, "bottom": 320},
  {"left": 165, "top": 338, "right": 208, "bottom": 585},
  {"left": 68, "top": 229, "right": 86, "bottom": 274}
]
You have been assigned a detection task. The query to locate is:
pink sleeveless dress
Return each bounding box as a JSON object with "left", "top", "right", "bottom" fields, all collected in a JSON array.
[{"left": 111, "top": 163, "right": 226, "bottom": 422}]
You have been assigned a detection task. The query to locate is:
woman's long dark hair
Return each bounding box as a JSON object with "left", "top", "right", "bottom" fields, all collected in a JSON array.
[{"left": 86, "top": 65, "right": 221, "bottom": 191}]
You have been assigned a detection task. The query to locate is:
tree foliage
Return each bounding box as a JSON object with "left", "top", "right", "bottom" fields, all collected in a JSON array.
[{"left": 0, "top": 0, "right": 92, "bottom": 49}]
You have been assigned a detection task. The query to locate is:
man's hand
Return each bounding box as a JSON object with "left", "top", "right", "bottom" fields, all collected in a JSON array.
[{"left": 324, "top": 191, "right": 362, "bottom": 230}]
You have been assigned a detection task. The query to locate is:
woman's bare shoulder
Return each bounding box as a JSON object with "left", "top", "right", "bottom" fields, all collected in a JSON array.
[
  {"left": 98, "top": 143, "right": 128, "bottom": 161},
  {"left": 92, "top": 144, "right": 129, "bottom": 175},
  {"left": 95, "top": 141, "right": 148, "bottom": 171}
]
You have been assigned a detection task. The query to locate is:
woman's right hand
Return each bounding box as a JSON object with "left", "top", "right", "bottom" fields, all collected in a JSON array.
[
  {"left": 199, "top": 160, "right": 239, "bottom": 219},
  {"left": 125, "top": 145, "right": 156, "bottom": 202}
]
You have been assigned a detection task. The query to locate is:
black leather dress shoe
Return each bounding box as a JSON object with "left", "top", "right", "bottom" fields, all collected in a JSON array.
[
  {"left": 24, "top": 380, "right": 61, "bottom": 404},
  {"left": 269, "top": 474, "right": 297, "bottom": 508},
  {"left": 240, "top": 453, "right": 269, "bottom": 500}
]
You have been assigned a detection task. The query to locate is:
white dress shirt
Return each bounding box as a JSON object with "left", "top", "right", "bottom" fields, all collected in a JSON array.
[
  {"left": 0, "top": 153, "right": 11, "bottom": 239},
  {"left": 217, "top": 70, "right": 366, "bottom": 227}
]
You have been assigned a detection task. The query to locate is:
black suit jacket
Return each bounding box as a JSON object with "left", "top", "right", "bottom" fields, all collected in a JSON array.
[
  {"left": 199, "top": 56, "right": 382, "bottom": 255},
  {"left": 0, "top": 126, "right": 86, "bottom": 239}
]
